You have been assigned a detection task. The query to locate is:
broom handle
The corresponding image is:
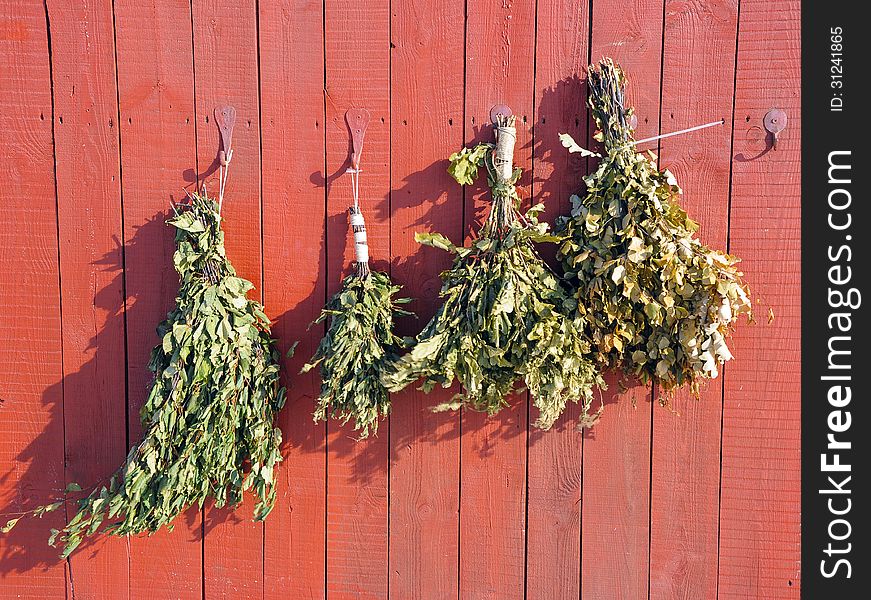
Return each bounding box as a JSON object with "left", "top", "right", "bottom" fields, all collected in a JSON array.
[{"left": 630, "top": 119, "right": 725, "bottom": 147}]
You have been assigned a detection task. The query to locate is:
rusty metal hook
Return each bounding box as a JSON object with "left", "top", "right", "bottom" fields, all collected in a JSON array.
[
  {"left": 489, "top": 104, "right": 513, "bottom": 125},
  {"left": 214, "top": 105, "right": 236, "bottom": 165},
  {"left": 213, "top": 105, "right": 236, "bottom": 213},
  {"left": 763, "top": 108, "right": 787, "bottom": 150},
  {"left": 345, "top": 108, "right": 371, "bottom": 172}
]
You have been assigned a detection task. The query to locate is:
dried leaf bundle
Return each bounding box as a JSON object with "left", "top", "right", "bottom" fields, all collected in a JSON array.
[
  {"left": 384, "top": 116, "right": 604, "bottom": 429},
  {"left": 4, "top": 192, "right": 286, "bottom": 557},
  {"left": 556, "top": 58, "right": 752, "bottom": 393},
  {"left": 303, "top": 267, "right": 411, "bottom": 438}
]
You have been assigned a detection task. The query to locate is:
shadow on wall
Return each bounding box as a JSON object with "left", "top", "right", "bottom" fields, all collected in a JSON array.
[
  {"left": 532, "top": 74, "right": 592, "bottom": 272},
  {"left": 375, "top": 159, "right": 458, "bottom": 322},
  {"left": 532, "top": 74, "right": 591, "bottom": 213},
  {"left": 0, "top": 214, "right": 207, "bottom": 574},
  {"left": 1, "top": 74, "right": 648, "bottom": 569}
]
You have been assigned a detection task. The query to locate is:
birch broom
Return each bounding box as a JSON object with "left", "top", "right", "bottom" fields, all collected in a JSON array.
[
  {"left": 302, "top": 109, "right": 412, "bottom": 438},
  {"left": 555, "top": 59, "right": 752, "bottom": 394},
  {"left": 383, "top": 111, "right": 604, "bottom": 430},
  {"left": 2, "top": 109, "right": 286, "bottom": 557}
]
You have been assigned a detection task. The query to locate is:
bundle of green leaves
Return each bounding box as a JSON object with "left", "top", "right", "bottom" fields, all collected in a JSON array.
[
  {"left": 3, "top": 192, "right": 286, "bottom": 557},
  {"left": 555, "top": 58, "right": 752, "bottom": 394},
  {"left": 383, "top": 116, "right": 604, "bottom": 430},
  {"left": 303, "top": 261, "right": 411, "bottom": 438}
]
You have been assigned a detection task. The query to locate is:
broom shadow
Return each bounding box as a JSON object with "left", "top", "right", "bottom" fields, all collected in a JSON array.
[{"left": 0, "top": 213, "right": 208, "bottom": 573}]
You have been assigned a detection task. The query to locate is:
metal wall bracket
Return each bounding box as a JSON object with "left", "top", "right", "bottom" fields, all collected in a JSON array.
[
  {"left": 346, "top": 108, "right": 371, "bottom": 171},
  {"left": 763, "top": 108, "right": 787, "bottom": 150},
  {"left": 214, "top": 105, "right": 236, "bottom": 165},
  {"left": 489, "top": 104, "right": 513, "bottom": 124}
]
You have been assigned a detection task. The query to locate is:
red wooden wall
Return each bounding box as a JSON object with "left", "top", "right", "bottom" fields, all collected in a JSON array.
[{"left": 0, "top": 0, "right": 800, "bottom": 598}]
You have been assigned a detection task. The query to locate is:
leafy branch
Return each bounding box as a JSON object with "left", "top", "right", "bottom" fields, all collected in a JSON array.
[
  {"left": 303, "top": 269, "right": 412, "bottom": 438},
  {"left": 3, "top": 192, "right": 286, "bottom": 557},
  {"left": 384, "top": 115, "right": 604, "bottom": 430},
  {"left": 555, "top": 58, "right": 752, "bottom": 395}
]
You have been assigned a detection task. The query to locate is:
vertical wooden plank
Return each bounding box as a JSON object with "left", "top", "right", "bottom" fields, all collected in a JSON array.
[
  {"left": 192, "top": 0, "right": 262, "bottom": 290},
  {"left": 581, "top": 2, "right": 664, "bottom": 598},
  {"left": 113, "top": 1, "right": 202, "bottom": 597},
  {"left": 460, "top": 1, "right": 535, "bottom": 598},
  {"left": 259, "top": 0, "right": 327, "bottom": 598},
  {"left": 388, "top": 0, "right": 463, "bottom": 597},
  {"left": 323, "top": 1, "right": 391, "bottom": 597},
  {"left": 647, "top": 2, "right": 738, "bottom": 599},
  {"left": 0, "top": 1, "right": 67, "bottom": 596},
  {"left": 526, "top": 1, "right": 590, "bottom": 597},
  {"left": 588, "top": 1, "right": 664, "bottom": 141},
  {"left": 190, "top": 1, "right": 265, "bottom": 597},
  {"left": 719, "top": 0, "right": 801, "bottom": 597},
  {"left": 531, "top": 0, "right": 590, "bottom": 228},
  {"left": 44, "top": 0, "right": 128, "bottom": 596}
]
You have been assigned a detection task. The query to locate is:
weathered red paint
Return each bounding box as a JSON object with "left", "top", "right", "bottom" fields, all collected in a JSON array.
[
  {"left": 649, "top": 1, "right": 738, "bottom": 598},
  {"left": 259, "top": 0, "right": 327, "bottom": 597},
  {"left": 388, "top": 0, "right": 464, "bottom": 597},
  {"left": 0, "top": 1, "right": 801, "bottom": 598}
]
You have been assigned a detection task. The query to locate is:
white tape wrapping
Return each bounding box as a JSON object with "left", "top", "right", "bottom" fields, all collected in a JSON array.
[
  {"left": 354, "top": 232, "right": 369, "bottom": 263},
  {"left": 350, "top": 210, "right": 369, "bottom": 263},
  {"left": 494, "top": 125, "right": 517, "bottom": 183}
]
